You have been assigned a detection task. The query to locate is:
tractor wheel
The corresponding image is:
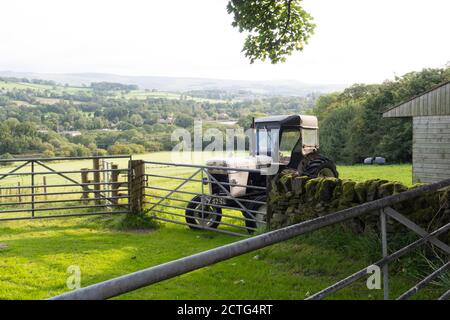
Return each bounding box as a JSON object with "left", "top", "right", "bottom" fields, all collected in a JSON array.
[
  {"left": 185, "top": 195, "right": 222, "bottom": 229},
  {"left": 303, "top": 156, "right": 339, "bottom": 178},
  {"left": 243, "top": 195, "right": 267, "bottom": 234}
]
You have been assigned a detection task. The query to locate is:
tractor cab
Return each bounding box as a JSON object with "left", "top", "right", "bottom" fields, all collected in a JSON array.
[
  {"left": 190, "top": 114, "right": 338, "bottom": 233},
  {"left": 253, "top": 115, "right": 319, "bottom": 169}
]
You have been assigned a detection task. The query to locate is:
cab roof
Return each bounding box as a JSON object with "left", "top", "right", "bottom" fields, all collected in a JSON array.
[{"left": 255, "top": 114, "right": 318, "bottom": 129}]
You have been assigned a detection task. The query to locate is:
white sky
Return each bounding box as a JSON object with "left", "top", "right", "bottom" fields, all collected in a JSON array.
[{"left": 0, "top": 0, "right": 449, "bottom": 85}]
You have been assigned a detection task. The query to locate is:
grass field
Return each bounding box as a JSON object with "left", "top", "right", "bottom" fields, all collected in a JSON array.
[
  {"left": 2, "top": 152, "right": 443, "bottom": 300},
  {"left": 338, "top": 164, "right": 412, "bottom": 186},
  {"left": 0, "top": 80, "right": 90, "bottom": 94},
  {"left": 120, "top": 90, "right": 229, "bottom": 103},
  {"left": 0, "top": 80, "right": 227, "bottom": 104}
]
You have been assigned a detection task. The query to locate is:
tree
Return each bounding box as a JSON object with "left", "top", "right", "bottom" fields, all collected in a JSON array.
[
  {"left": 130, "top": 114, "right": 144, "bottom": 127},
  {"left": 0, "top": 153, "right": 14, "bottom": 166},
  {"left": 175, "top": 114, "right": 194, "bottom": 128},
  {"left": 237, "top": 112, "right": 266, "bottom": 129},
  {"left": 227, "top": 0, "right": 315, "bottom": 63}
]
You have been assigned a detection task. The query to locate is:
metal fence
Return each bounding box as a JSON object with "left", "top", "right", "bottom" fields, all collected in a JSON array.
[
  {"left": 143, "top": 160, "right": 268, "bottom": 236},
  {"left": 0, "top": 155, "right": 131, "bottom": 221},
  {"left": 50, "top": 178, "right": 450, "bottom": 300},
  {"left": 0, "top": 156, "right": 268, "bottom": 236}
]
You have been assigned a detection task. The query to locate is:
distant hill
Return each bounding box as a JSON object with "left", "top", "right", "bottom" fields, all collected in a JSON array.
[{"left": 0, "top": 71, "right": 345, "bottom": 97}]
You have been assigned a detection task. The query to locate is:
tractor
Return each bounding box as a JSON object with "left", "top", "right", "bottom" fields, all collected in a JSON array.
[{"left": 185, "top": 114, "right": 338, "bottom": 232}]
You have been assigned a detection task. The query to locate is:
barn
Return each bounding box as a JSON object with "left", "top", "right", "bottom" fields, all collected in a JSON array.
[{"left": 383, "top": 80, "right": 450, "bottom": 183}]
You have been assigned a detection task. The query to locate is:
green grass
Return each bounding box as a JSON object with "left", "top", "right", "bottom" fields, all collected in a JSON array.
[
  {"left": 338, "top": 164, "right": 413, "bottom": 186},
  {"left": 1, "top": 152, "right": 436, "bottom": 300},
  {"left": 0, "top": 216, "right": 443, "bottom": 300},
  {"left": 0, "top": 80, "right": 90, "bottom": 94},
  {"left": 121, "top": 90, "right": 228, "bottom": 103}
]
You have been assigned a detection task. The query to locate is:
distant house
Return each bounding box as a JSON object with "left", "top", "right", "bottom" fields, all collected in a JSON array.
[
  {"left": 60, "top": 130, "right": 82, "bottom": 137},
  {"left": 158, "top": 117, "right": 175, "bottom": 125},
  {"left": 217, "top": 113, "right": 229, "bottom": 120},
  {"left": 383, "top": 80, "right": 450, "bottom": 183},
  {"left": 98, "top": 128, "right": 118, "bottom": 132}
]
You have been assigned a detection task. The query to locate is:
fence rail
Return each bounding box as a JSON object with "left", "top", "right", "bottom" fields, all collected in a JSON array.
[{"left": 50, "top": 177, "right": 450, "bottom": 300}]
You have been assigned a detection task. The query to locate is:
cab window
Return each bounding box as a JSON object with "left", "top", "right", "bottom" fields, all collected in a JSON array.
[
  {"left": 279, "top": 129, "right": 300, "bottom": 163},
  {"left": 257, "top": 129, "right": 269, "bottom": 155},
  {"left": 302, "top": 129, "right": 318, "bottom": 147},
  {"left": 257, "top": 128, "right": 279, "bottom": 156}
]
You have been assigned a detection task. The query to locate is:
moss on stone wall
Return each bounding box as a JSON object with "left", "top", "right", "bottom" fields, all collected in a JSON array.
[{"left": 268, "top": 170, "right": 450, "bottom": 241}]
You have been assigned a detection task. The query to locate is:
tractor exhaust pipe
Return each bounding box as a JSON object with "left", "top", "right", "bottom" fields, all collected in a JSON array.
[{"left": 250, "top": 117, "right": 256, "bottom": 156}]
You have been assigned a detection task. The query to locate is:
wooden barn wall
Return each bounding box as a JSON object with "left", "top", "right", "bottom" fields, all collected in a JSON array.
[
  {"left": 413, "top": 116, "right": 450, "bottom": 183},
  {"left": 383, "top": 82, "right": 450, "bottom": 118}
]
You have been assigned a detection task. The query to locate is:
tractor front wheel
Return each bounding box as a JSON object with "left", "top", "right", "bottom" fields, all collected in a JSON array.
[{"left": 185, "top": 195, "right": 222, "bottom": 229}]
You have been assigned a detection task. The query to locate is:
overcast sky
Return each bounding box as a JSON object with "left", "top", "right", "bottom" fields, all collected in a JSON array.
[{"left": 0, "top": 0, "right": 449, "bottom": 85}]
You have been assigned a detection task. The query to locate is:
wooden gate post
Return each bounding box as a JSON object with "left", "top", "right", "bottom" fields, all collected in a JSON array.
[
  {"left": 129, "top": 160, "right": 145, "bottom": 215},
  {"left": 81, "top": 168, "right": 90, "bottom": 203},
  {"left": 17, "top": 182, "right": 22, "bottom": 202},
  {"left": 43, "top": 176, "right": 48, "bottom": 200},
  {"left": 93, "top": 158, "right": 101, "bottom": 205},
  {"left": 110, "top": 164, "right": 119, "bottom": 205}
]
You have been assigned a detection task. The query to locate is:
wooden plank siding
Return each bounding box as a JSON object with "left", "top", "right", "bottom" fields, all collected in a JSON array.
[
  {"left": 383, "top": 81, "right": 450, "bottom": 118},
  {"left": 413, "top": 116, "right": 450, "bottom": 183}
]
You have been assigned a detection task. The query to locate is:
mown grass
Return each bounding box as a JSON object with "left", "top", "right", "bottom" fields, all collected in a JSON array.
[{"left": 2, "top": 152, "right": 444, "bottom": 300}]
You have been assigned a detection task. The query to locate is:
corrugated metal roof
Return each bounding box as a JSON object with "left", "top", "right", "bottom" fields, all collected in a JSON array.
[{"left": 382, "top": 80, "right": 450, "bottom": 118}]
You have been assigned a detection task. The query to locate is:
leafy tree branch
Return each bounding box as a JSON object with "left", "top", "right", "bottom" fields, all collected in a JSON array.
[{"left": 227, "top": 0, "right": 315, "bottom": 63}]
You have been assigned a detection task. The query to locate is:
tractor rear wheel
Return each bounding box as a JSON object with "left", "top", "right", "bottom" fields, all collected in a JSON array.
[{"left": 303, "top": 156, "right": 338, "bottom": 178}]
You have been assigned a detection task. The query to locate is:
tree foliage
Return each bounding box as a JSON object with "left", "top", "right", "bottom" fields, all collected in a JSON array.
[
  {"left": 314, "top": 67, "right": 450, "bottom": 164},
  {"left": 0, "top": 78, "right": 315, "bottom": 156},
  {"left": 227, "top": 0, "right": 315, "bottom": 63}
]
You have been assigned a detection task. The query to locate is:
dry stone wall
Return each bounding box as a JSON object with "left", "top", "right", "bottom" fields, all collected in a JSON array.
[{"left": 267, "top": 169, "right": 450, "bottom": 240}]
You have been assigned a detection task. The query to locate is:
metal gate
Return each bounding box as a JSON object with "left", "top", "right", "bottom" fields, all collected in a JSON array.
[
  {"left": 0, "top": 155, "right": 131, "bottom": 221},
  {"left": 143, "top": 160, "right": 268, "bottom": 236}
]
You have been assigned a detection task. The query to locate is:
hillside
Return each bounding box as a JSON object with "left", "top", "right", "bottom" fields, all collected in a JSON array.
[
  {"left": 0, "top": 76, "right": 316, "bottom": 158},
  {"left": 0, "top": 71, "right": 345, "bottom": 97}
]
